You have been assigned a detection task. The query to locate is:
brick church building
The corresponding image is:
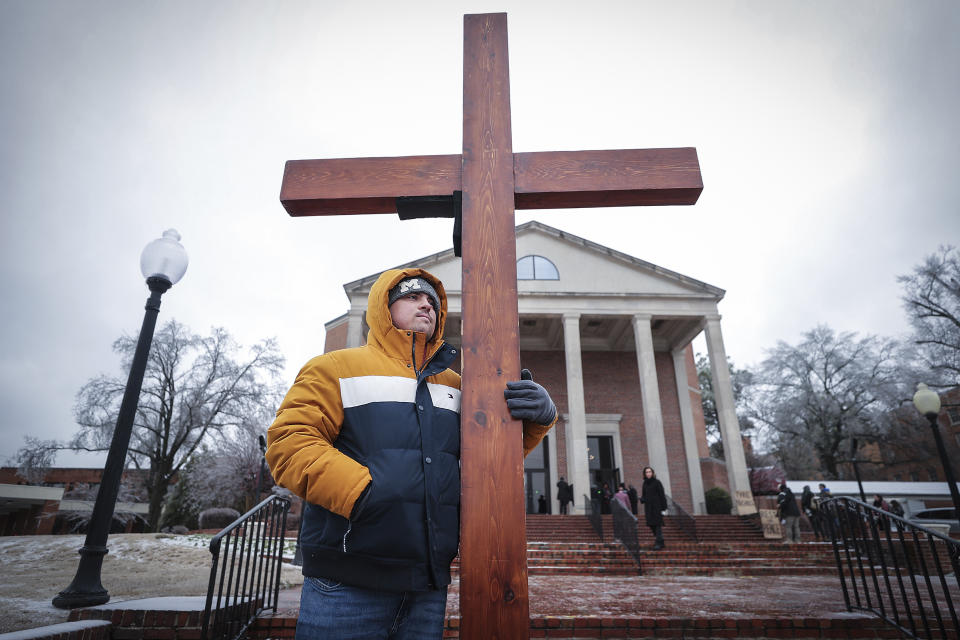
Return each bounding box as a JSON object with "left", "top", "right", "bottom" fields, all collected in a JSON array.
[{"left": 323, "top": 221, "right": 756, "bottom": 516}]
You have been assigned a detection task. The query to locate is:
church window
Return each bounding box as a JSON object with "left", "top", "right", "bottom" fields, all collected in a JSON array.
[{"left": 517, "top": 255, "right": 559, "bottom": 280}]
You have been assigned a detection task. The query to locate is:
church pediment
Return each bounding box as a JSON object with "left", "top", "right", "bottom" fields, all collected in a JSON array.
[{"left": 344, "top": 220, "right": 723, "bottom": 302}]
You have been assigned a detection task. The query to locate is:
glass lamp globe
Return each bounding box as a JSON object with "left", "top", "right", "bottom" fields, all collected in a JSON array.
[
  {"left": 912, "top": 383, "right": 941, "bottom": 418},
  {"left": 140, "top": 229, "right": 189, "bottom": 285}
]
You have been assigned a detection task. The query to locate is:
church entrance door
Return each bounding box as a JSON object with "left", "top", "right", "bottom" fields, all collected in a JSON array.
[
  {"left": 588, "top": 435, "right": 620, "bottom": 512},
  {"left": 524, "top": 436, "right": 551, "bottom": 514}
]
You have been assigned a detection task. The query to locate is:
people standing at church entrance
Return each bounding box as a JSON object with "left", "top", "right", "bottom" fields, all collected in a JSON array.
[
  {"left": 613, "top": 483, "right": 631, "bottom": 513},
  {"left": 556, "top": 477, "right": 573, "bottom": 515},
  {"left": 640, "top": 466, "right": 667, "bottom": 550},
  {"left": 601, "top": 482, "right": 612, "bottom": 514},
  {"left": 266, "top": 269, "right": 558, "bottom": 640},
  {"left": 627, "top": 485, "right": 639, "bottom": 515},
  {"left": 777, "top": 483, "right": 802, "bottom": 544}
]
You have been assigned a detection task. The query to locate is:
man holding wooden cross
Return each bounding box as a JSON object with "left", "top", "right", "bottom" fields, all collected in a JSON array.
[{"left": 266, "top": 267, "right": 558, "bottom": 639}]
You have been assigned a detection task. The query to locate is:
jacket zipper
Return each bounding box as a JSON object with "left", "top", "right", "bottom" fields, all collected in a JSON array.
[
  {"left": 411, "top": 333, "right": 419, "bottom": 376},
  {"left": 411, "top": 333, "right": 444, "bottom": 380},
  {"left": 342, "top": 521, "right": 352, "bottom": 553}
]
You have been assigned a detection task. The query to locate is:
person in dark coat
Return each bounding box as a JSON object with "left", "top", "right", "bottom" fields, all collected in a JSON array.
[
  {"left": 640, "top": 466, "right": 667, "bottom": 550},
  {"left": 777, "top": 483, "right": 802, "bottom": 543},
  {"left": 537, "top": 494, "right": 547, "bottom": 514},
  {"left": 627, "top": 485, "right": 639, "bottom": 515},
  {"left": 801, "top": 485, "right": 823, "bottom": 541},
  {"left": 872, "top": 494, "right": 890, "bottom": 531},
  {"left": 556, "top": 477, "right": 572, "bottom": 515}
]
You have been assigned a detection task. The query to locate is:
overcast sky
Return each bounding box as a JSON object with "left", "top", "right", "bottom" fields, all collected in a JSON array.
[{"left": 2, "top": 0, "right": 958, "bottom": 468}]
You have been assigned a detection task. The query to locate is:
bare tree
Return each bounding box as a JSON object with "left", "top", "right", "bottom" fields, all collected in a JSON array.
[
  {"left": 695, "top": 353, "right": 754, "bottom": 459},
  {"left": 898, "top": 245, "right": 960, "bottom": 388},
  {"left": 745, "top": 325, "right": 901, "bottom": 479},
  {"left": 159, "top": 405, "right": 277, "bottom": 530},
  {"left": 17, "top": 320, "right": 284, "bottom": 530},
  {"left": 54, "top": 481, "right": 146, "bottom": 534},
  {"left": 14, "top": 437, "right": 58, "bottom": 484}
]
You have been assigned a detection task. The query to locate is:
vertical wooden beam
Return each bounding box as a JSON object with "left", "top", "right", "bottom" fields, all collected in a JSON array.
[{"left": 459, "top": 12, "right": 529, "bottom": 640}]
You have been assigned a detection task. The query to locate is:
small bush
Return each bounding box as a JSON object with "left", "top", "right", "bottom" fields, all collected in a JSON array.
[
  {"left": 199, "top": 507, "right": 241, "bottom": 530},
  {"left": 705, "top": 487, "right": 732, "bottom": 515},
  {"left": 170, "top": 525, "right": 189, "bottom": 535}
]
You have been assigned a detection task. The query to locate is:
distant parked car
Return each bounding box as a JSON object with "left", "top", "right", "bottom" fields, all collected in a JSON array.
[{"left": 907, "top": 508, "right": 959, "bottom": 534}]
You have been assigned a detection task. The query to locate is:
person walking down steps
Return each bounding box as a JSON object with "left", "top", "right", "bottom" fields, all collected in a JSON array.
[{"left": 640, "top": 466, "right": 667, "bottom": 550}]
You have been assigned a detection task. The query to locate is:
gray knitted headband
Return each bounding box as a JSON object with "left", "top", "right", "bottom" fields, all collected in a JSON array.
[{"left": 388, "top": 277, "right": 440, "bottom": 313}]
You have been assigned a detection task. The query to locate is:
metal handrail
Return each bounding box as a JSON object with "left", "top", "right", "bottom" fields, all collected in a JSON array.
[
  {"left": 665, "top": 494, "right": 699, "bottom": 543},
  {"left": 201, "top": 494, "right": 291, "bottom": 640},
  {"left": 611, "top": 498, "right": 643, "bottom": 574},
  {"left": 586, "top": 494, "right": 603, "bottom": 541},
  {"left": 822, "top": 496, "right": 959, "bottom": 640}
]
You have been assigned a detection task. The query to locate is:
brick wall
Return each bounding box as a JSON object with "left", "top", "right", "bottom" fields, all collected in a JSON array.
[
  {"left": 520, "top": 347, "right": 709, "bottom": 514},
  {"left": 0, "top": 468, "right": 165, "bottom": 487},
  {"left": 323, "top": 318, "right": 348, "bottom": 353},
  {"left": 701, "top": 457, "right": 731, "bottom": 494}
]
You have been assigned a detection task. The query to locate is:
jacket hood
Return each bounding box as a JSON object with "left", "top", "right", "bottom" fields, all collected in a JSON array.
[{"left": 366, "top": 268, "right": 448, "bottom": 360}]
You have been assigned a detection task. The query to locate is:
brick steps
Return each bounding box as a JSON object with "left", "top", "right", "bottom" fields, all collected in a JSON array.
[
  {"left": 253, "top": 613, "right": 915, "bottom": 639},
  {"left": 447, "top": 538, "right": 840, "bottom": 577},
  {"left": 524, "top": 514, "right": 771, "bottom": 545}
]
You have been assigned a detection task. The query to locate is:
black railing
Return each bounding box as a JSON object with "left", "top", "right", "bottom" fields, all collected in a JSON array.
[
  {"left": 665, "top": 494, "right": 699, "bottom": 543},
  {"left": 611, "top": 498, "right": 643, "bottom": 574},
  {"left": 822, "top": 497, "right": 959, "bottom": 640},
  {"left": 201, "top": 495, "right": 291, "bottom": 640},
  {"left": 587, "top": 494, "right": 604, "bottom": 541}
]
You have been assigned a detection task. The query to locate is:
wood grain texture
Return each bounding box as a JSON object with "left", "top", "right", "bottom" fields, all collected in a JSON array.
[
  {"left": 513, "top": 148, "right": 703, "bottom": 208},
  {"left": 459, "top": 12, "right": 530, "bottom": 640},
  {"left": 281, "top": 149, "right": 700, "bottom": 216},
  {"left": 280, "top": 154, "right": 461, "bottom": 215}
]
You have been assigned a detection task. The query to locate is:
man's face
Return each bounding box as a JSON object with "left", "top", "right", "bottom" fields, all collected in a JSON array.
[{"left": 389, "top": 292, "right": 437, "bottom": 337}]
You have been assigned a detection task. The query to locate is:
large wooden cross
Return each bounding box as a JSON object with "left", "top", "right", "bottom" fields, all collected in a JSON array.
[{"left": 280, "top": 13, "right": 701, "bottom": 639}]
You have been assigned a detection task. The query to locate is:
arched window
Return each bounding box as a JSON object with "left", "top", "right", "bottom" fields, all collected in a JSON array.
[{"left": 517, "top": 255, "right": 559, "bottom": 280}]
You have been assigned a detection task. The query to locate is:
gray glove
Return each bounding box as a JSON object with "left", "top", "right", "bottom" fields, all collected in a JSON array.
[{"left": 504, "top": 368, "right": 556, "bottom": 425}]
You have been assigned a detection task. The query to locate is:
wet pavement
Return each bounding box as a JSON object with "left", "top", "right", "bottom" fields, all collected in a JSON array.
[{"left": 277, "top": 574, "right": 864, "bottom": 619}]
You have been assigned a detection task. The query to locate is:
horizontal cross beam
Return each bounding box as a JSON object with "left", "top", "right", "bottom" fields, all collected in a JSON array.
[{"left": 280, "top": 148, "right": 702, "bottom": 216}]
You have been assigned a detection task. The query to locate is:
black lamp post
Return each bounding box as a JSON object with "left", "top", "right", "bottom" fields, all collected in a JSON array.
[
  {"left": 53, "top": 230, "right": 188, "bottom": 609},
  {"left": 912, "top": 383, "right": 960, "bottom": 517}
]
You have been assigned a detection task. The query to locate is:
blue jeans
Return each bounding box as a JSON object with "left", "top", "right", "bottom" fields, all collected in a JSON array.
[{"left": 296, "top": 576, "right": 448, "bottom": 639}]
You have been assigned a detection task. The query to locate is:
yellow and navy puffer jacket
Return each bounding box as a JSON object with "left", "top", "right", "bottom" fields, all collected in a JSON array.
[{"left": 267, "top": 268, "right": 462, "bottom": 591}]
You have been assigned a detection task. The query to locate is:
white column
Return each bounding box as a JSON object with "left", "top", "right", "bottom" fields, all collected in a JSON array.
[
  {"left": 672, "top": 346, "right": 706, "bottom": 514},
  {"left": 704, "top": 314, "right": 756, "bottom": 515},
  {"left": 346, "top": 308, "right": 364, "bottom": 348},
  {"left": 562, "top": 313, "right": 591, "bottom": 515},
  {"left": 632, "top": 314, "right": 671, "bottom": 495}
]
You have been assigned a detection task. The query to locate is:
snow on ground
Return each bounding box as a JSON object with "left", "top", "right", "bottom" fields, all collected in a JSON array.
[
  {"left": 0, "top": 533, "right": 303, "bottom": 634},
  {"left": 3, "top": 534, "right": 875, "bottom": 633}
]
